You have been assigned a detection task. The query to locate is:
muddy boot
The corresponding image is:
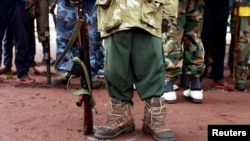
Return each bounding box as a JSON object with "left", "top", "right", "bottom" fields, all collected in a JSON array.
[
  {"left": 94, "top": 98, "right": 135, "bottom": 139},
  {"left": 142, "top": 97, "right": 176, "bottom": 141}
]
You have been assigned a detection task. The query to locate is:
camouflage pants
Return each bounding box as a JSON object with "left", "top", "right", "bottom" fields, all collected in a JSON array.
[
  {"left": 56, "top": 0, "right": 78, "bottom": 75},
  {"left": 83, "top": 1, "right": 104, "bottom": 76},
  {"left": 163, "top": 0, "right": 205, "bottom": 80},
  {"left": 56, "top": 0, "right": 104, "bottom": 76},
  {"left": 235, "top": 17, "right": 250, "bottom": 84}
]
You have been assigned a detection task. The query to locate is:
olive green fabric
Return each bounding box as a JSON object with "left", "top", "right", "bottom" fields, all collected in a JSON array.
[{"left": 103, "top": 29, "right": 165, "bottom": 101}]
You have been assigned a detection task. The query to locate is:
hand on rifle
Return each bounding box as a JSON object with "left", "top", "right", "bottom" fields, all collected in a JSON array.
[{"left": 234, "top": 0, "right": 242, "bottom": 6}]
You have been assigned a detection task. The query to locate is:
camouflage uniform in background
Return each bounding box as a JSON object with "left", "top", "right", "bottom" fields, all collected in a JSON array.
[
  {"left": 231, "top": 0, "right": 250, "bottom": 90},
  {"left": 83, "top": 0, "right": 104, "bottom": 76},
  {"left": 55, "top": 0, "right": 104, "bottom": 77},
  {"left": 55, "top": 0, "right": 78, "bottom": 75},
  {"left": 163, "top": 0, "right": 205, "bottom": 81}
]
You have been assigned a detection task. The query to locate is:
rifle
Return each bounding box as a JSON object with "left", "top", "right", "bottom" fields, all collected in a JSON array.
[
  {"left": 53, "top": 0, "right": 95, "bottom": 135},
  {"left": 44, "top": 0, "right": 51, "bottom": 84},
  {"left": 69, "top": 0, "right": 94, "bottom": 135},
  {"left": 232, "top": 3, "right": 240, "bottom": 86}
]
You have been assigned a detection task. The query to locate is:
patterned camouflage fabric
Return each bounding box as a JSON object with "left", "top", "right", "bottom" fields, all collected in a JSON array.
[
  {"left": 56, "top": 0, "right": 104, "bottom": 76},
  {"left": 162, "top": 0, "right": 205, "bottom": 80},
  {"left": 83, "top": 0, "right": 104, "bottom": 75},
  {"left": 96, "top": 0, "right": 178, "bottom": 38},
  {"left": 56, "top": 0, "right": 78, "bottom": 75},
  {"left": 234, "top": 17, "right": 250, "bottom": 84},
  {"left": 230, "top": 2, "right": 250, "bottom": 85}
]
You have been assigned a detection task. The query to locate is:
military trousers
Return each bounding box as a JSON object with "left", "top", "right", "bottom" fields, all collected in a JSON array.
[
  {"left": 235, "top": 17, "right": 250, "bottom": 84},
  {"left": 163, "top": 0, "right": 205, "bottom": 80},
  {"left": 104, "top": 29, "right": 165, "bottom": 102}
]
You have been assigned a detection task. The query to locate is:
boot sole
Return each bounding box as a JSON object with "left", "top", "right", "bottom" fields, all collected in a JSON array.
[
  {"left": 94, "top": 123, "right": 135, "bottom": 139},
  {"left": 142, "top": 127, "right": 176, "bottom": 141},
  {"left": 191, "top": 98, "right": 202, "bottom": 103},
  {"left": 165, "top": 100, "right": 176, "bottom": 104},
  {"left": 183, "top": 96, "right": 202, "bottom": 104}
]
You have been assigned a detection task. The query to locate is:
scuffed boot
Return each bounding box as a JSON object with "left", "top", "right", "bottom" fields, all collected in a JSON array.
[
  {"left": 142, "top": 97, "right": 176, "bottom": 141},
  {"left": 94, "top": 98, "right": 135, "bottom": 139}
]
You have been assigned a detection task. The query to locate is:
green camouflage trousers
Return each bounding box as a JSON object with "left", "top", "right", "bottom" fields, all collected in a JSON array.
[
  {"left": 162, "top": 0, "right": 205, "bottom": 80},
  {"left": 235, "top": 17, "right": 250, "bottom": 84}
]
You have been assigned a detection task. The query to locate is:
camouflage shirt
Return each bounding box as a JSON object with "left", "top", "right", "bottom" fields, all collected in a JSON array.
[{"left": 96, "top": 0, "right": 178, "bottom": 38}]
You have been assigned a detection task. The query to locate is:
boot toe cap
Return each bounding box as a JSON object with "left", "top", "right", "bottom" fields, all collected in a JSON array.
[
  {"left": 161, "top": 91, "right": 177, "bottom": 103},
  {"left": 154, "top": 129, "right": 176, "bottom": 141}
]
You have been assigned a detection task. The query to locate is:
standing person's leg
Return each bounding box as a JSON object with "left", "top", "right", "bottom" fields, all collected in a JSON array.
[
  {"left": 103, "top": 30, "right": 165, "bottom": 101},
  {"left": 0, "top": 0, "right": 9, "bottom": 82},
  {"left": 94, "top": 31, "right": 135, "bottom": 139},
  {"left": 132, "top": 30, "right": 175, "bottom": 141},
  {"left": 83, "top": 1, "right": 104, "bottom": 88},
  {"left": 1, "top": 26, "right": 14, "bottom": 74},
  {"left": 201, "top": 0, "right": 212, "bottom": 79},
  {"left": 208, "top": 0, "right": 234, "bottom": 91},
  {"left": 0, "top": 2, "right": 7, "bottom": 41},
  {"left": 95, "top": 30, "right": 175, "bottom": 141},
  {"left": 182, "top": 0, "right": 205, "bottom": 103},
  {"left": 27, "top": 15, "right": 41, "bottom": 75},
  {"left": 162, "top": 0, "right": 186, "bottom": 103},
  {"left": 235, "top": 17, "right": 250, "bottom": 91},
  {"left": 11, "top": 1, "right": 34, "bottom": 82},
  {"left": 52, "top": 0, "right": 77, "bottom": 85},
  {"left": 210, "top": 1, "right": 229, "bottom": 80}
]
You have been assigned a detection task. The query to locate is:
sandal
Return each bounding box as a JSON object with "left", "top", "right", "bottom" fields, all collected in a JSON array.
[{"left": 214, "top": 80, "right": 234, "bottom": 91}]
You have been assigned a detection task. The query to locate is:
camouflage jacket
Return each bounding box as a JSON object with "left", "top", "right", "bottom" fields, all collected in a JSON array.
[{"left": 96, "top": 0, "right": 178, "bottom": 38}]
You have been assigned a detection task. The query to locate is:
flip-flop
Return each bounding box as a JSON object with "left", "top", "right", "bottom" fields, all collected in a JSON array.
[{"left": 214, "top": 80, "right": 234, "bottom": 91}]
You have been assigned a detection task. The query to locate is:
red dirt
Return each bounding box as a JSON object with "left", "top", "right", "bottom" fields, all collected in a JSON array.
[{"left": 0, "top": 29, "right": 250, "bottom": 141}]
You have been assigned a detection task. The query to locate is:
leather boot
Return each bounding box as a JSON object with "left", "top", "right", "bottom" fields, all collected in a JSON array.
[
  {"left": 94, "top": 98, "right": 135, "bottom": 139},
  {"left": 142, "top": 97, "right": 176, "bottom": 141}
]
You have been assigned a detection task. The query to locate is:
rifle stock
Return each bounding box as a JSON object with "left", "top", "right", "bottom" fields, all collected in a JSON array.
[{"left": 71, "top": 0, "right": 94, "bottom": 135}]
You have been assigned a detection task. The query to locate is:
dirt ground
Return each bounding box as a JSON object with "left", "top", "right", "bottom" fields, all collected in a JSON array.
[{"left": 1, "top": 27, "right": 250, "bottom": 141}]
